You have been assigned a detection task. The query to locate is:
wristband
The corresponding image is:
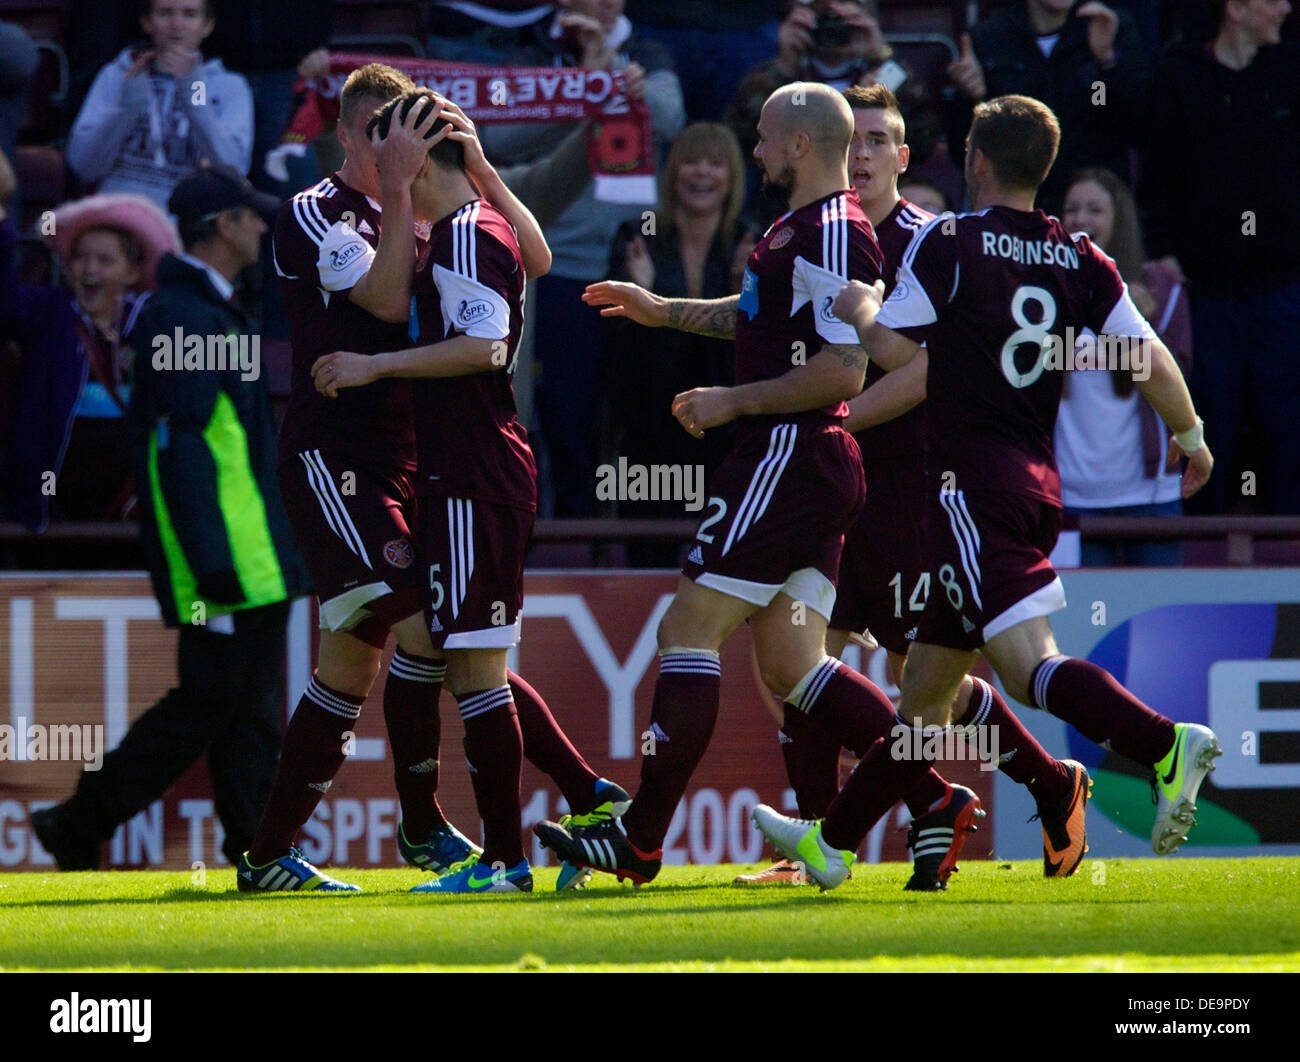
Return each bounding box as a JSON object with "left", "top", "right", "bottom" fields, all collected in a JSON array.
[{"left": 1174, "top": 417, "right": 1204, "bottom": 454}]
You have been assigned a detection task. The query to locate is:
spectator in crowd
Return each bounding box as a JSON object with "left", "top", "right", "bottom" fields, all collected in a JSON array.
[
  {"left": 726, "top": 0, "right": 942, "bottom": 188},
  {"left": 31, "top": 164, "right": 309, "bottom": 871},
  {"left": 628, "top": 0, "right": 785, "bottom": 121},
  {"left": 897, "top": 173, "right": 950, "bottom": 215},
  {"left": 481, "top": 0, "right": 685, "bottom": 517},
  {"left": 1054, "top": 167, "right": 1192, "bottom": 565},
  {"left": 66, "top": 0, "right": 254, "bottom": 209},
  {"left": 944, "top": 0, "right": 1152, "bottom": 213},
  {"left": 3, "top": 180, "right": 180, "bottom": 531},
  {"left": 1141, "top": 0, "right": 1299, "bottom": 514},
  {"left": 0, "top": 20, "right": 38, "bottom": 202},
  {"left": 603, "top": 122, "right": 750, "bottom": 565}
]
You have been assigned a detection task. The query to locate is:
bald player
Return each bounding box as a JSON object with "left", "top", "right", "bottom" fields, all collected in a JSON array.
[
  {"left": 742, "top": 84, "right": 1094, "bottom": 886},
  {"left": 534, "top": 83, "right": 978, "bottom": 889}
]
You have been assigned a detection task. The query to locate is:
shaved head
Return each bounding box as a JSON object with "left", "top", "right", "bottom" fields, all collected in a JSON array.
[{"left": 763, "top": 82, "right": 854, "bottom": 163}]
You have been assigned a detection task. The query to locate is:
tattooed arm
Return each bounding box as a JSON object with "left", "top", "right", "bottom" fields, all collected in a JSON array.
[
  {"left": 664, "top": 296, "right": 739, "bottom": 339},
  {"left": 582, "top": 280, "right": 738, "bottom": 339},
  {"left": 671, "top": 342, "right": 868, "bottom": 438}
]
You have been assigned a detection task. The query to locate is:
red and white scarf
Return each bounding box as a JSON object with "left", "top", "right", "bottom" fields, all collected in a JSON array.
[{"left": 280, "top": 52, "right": 655, "bottom": 204}]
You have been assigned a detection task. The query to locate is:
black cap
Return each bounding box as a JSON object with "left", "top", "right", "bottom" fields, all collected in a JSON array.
[{"left": 168, "top": 163, "right": 281, "bottom": 223}]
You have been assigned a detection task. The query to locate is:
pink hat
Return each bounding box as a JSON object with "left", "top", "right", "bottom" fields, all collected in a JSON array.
[{"left": 45, "top": 193, "right": 181, "bottom": 292}]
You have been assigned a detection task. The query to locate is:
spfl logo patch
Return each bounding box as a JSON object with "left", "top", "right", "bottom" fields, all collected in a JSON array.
[
  {"left": 383, "top": 537, "right": 413, "bottom": 569},
  {"left": 458, "top": 299, "right": 493, "bottom": 326},
  {"left": 329, "top": 242, "right": 366, "bottom": 270}
]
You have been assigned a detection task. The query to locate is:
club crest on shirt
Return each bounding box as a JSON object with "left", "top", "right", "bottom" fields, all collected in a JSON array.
[
  {"left": 329, "top": 242, "right": 366, "bottom": 270},
  {"left": 768, "top": 225, "right": 794, "bottom": 250},
  {"left": 383, "top": 537, "right": 414, "bottom": 569},
  {"left": 458, "top": 299, "right": 494, "bottom": 326}
]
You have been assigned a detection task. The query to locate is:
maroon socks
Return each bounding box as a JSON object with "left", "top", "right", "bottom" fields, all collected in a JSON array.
[
  {"left": 509, "top": 670, "right": 600, "bottom": 814},
  {"left": 621, "top": 651, "right": 721, "bottom": 854},
  {"left": 1029, "top": 655, "right": 1176, "bottom": 766},
  {"left": 456, "top": 686, "right": 525, "bottom": 868},
  {"left": 248, "top": 676, "right": 361, "bottom": 865},
  {"left": 383, "top": 651, "right": 447, "bottom": 840},
  {"left": 954, "top": 676, "right": 1070, "bottom": 806}
]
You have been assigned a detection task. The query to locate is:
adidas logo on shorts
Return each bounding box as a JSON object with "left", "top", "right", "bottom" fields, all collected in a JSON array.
[
  {"left": 961, "top": 617, "right": 977, "bottom": 633},
  {"left": 687, "top": 546, "right": 703, "bottom": 565}
]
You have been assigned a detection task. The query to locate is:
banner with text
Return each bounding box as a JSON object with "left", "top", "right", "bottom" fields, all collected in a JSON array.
[{"left": 0, "top": 572, "right": 995, "bottom": 872}]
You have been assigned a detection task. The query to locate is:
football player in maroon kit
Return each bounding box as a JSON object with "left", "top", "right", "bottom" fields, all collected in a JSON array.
[
  {"left": 243, "top": 69, "right": 621, "bottom": 893},
  {"left": 530, "top": 83, "right": 980, "bottom": 891},
  {"left": 313, "top": 90, "right": 630, "bottom": 893},
  {"left": 740, "top": 84, "right": 1085, "bottom": 886},
  {"left": 756, "top": 94, "right": 1221, "bottom": 889},
  {"left": 239, "top": 64, "right": 475, "bottom": 893}
]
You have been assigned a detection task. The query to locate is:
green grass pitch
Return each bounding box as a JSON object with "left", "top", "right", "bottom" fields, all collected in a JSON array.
[{"left": 3, "top": 859, "right": 1297, "bottom": 972}]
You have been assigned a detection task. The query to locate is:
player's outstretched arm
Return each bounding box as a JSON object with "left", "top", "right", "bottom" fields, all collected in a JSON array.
[
  {"left": 583, "top": 282, "right": 739, "bottom": 337},
  {"left": 672, "top": 342, "right": 866, "bottom": 438},
  {"left": 1132, "top": 336, "right": 1213, "bottom": 498},
  {"left": 312, "top": 336, "right": 499, "bottom": 396},
  {"left": 843, "top": 348, "right": 927, "bottom": 434}
]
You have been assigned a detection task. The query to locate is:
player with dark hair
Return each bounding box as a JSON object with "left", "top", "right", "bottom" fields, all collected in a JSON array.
[
  {"left": 527, "top": 83, "right": 979, "bottom": 891},
  {"left": 740, "top": 84, "right": 1088, "bottom": 887},
  {"left": 755, "top": 94, "right": 1221, "bottom": 889},
  {"left": 237, "top": 64, "right": 468, "bottom": 892},
  {"left": 242, "top": 69, "right": 621, "bottom": 892},
  {"left": 313, "top": 89, "right": 629, "bottom": 894}
]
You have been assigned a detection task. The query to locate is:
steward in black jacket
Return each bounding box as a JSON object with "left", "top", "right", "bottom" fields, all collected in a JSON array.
[{"left": 128, "top": 251, "right": 309, "bottom": 626}]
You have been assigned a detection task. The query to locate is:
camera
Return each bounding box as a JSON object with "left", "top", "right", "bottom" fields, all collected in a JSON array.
[{"left": 811, "top": 13, "right": 855, "bottom": 49}]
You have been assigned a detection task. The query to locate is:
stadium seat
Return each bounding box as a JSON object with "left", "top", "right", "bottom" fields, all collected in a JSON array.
[{"left": 17, "top": 38, "right": 67, "bottom": 145}]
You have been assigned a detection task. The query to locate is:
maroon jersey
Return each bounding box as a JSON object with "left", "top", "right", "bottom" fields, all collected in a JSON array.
[
  {"left": 856, "top": 197, "right": 934, "bottom": 461},
  {"left": 274, "top": 174, "right": 415, "bottom": 470},
  {"left": 876, "top": 205, "right": 1154, "bottom": 505},
  {"left": 735, "top": 189, "right": 884, "bottom": 440},
  {"left": 410, "top": 199, "right": 535, "bottom": 512}
]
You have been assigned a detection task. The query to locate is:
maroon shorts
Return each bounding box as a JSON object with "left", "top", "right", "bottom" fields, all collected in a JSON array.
[
  {"left": 420, "top": 496, "right": 532, "bottom": 650},
  {"left": 682, "top": 420, "right": 864, "bottom": 620},
  {"left": 278, "top": 449, "right": 423, "bottom": 642},
  {"left": 831, "top": 458, "right": 931, "bottom": 655},
  {"left": 916, "top": 487, "right": 1066, "bottom": 651}
]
